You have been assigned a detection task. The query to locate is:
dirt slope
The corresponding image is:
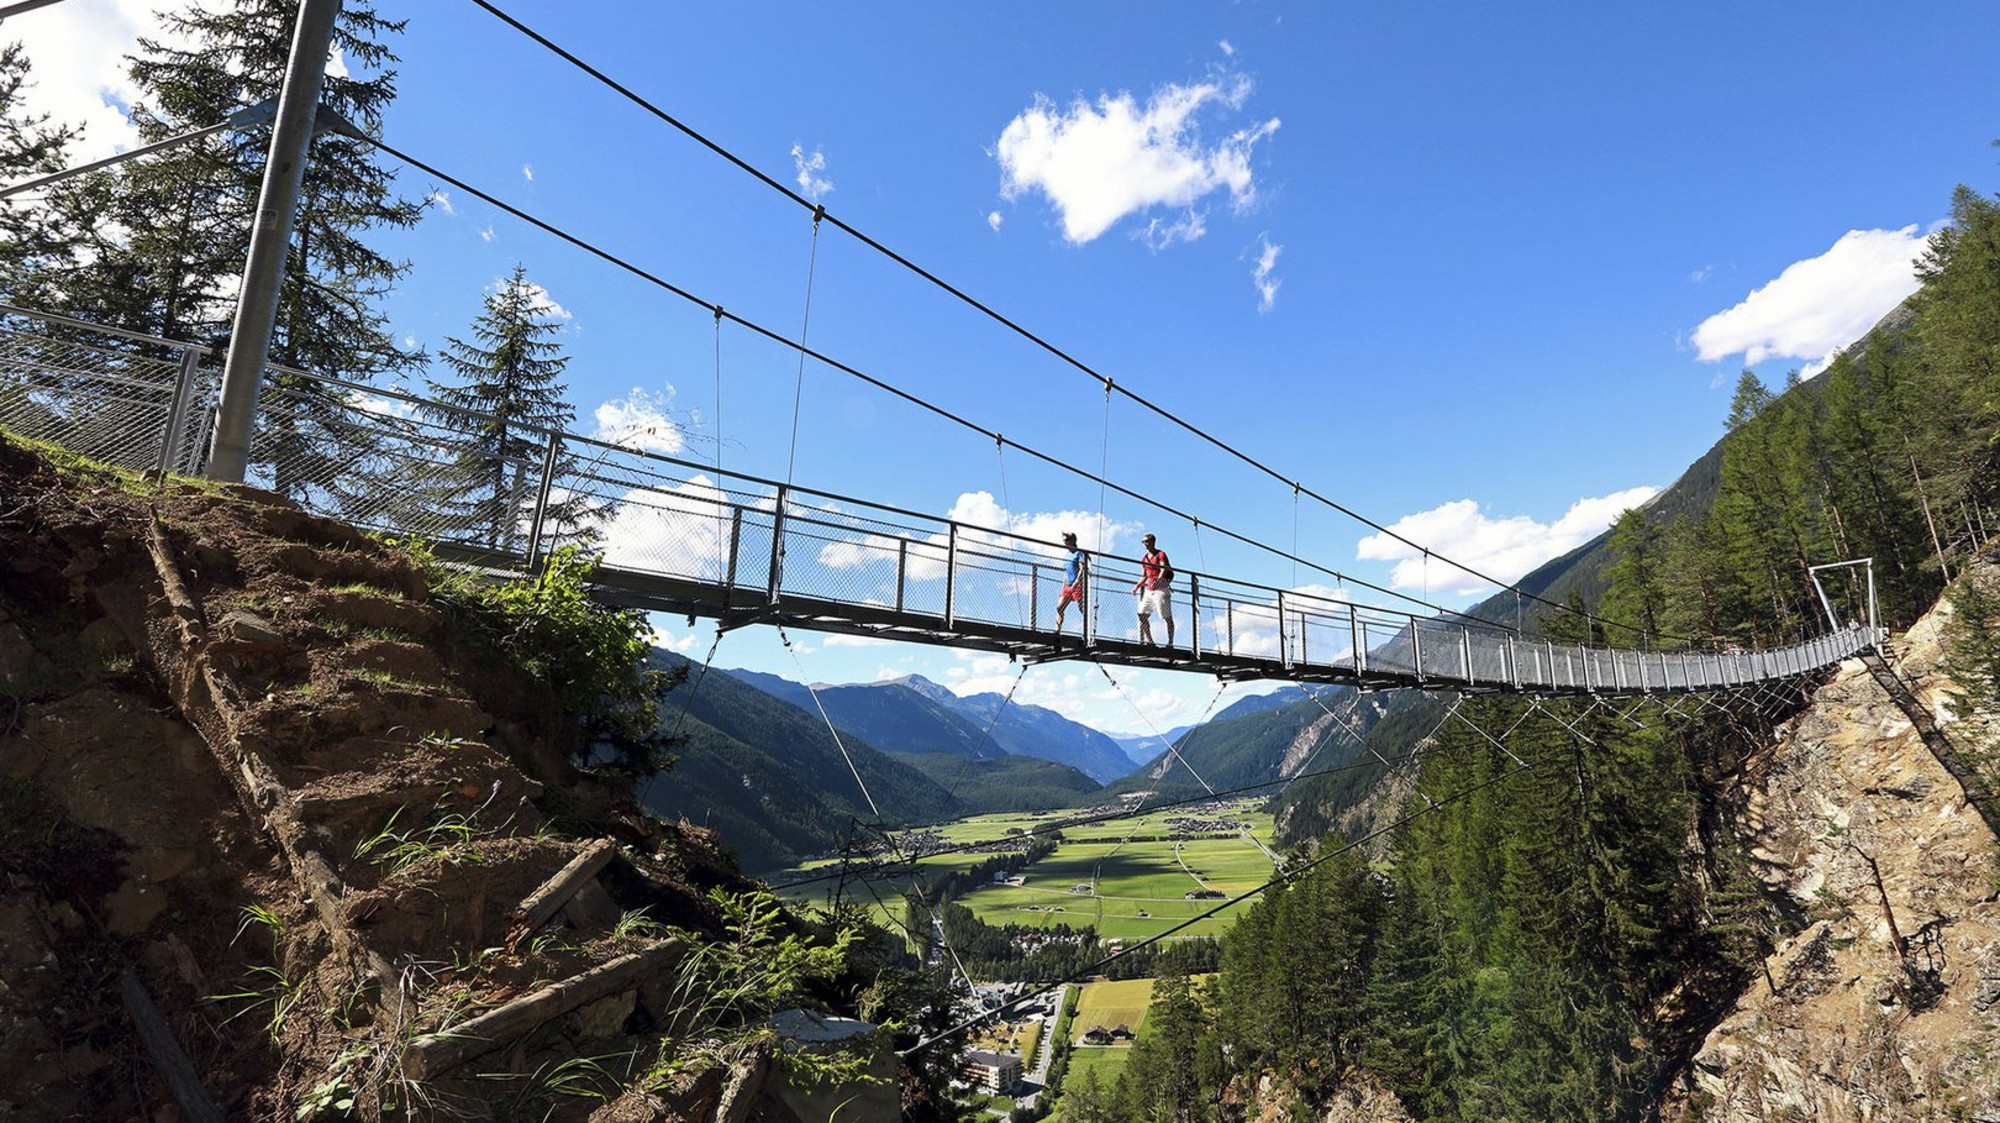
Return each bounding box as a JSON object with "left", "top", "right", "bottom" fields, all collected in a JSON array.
[{"left": 0, "top": 438, "right": 807, "bottom": 1121}]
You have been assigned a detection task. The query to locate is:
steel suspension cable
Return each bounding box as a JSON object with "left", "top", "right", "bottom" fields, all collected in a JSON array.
[
  {"left": 460, "top": 0, "right": 1679, "bottom": 646},
  {"left": 364, "top": 135, "right": 1488, "bottom": 628},
  {"left": 665, "top": 625, "right": 726, "bottom": 742},
  {"left": 779, "top": 624, "right": 882, "bottom": 820},
  {"left": 785, "top": 207, "right": 824, "bottom": 488}
]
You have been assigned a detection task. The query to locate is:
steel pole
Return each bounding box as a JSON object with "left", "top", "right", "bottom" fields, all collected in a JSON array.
[{"left": 207, "top": 0, "right": 342, "bottom": 483}]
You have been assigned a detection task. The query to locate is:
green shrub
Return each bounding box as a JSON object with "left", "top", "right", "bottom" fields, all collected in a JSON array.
[{"left": 408, "top": 541, "right": 681, "bottom": 775}]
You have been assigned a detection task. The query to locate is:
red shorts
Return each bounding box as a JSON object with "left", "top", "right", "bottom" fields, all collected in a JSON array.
[{"left": 1059, "top": 583, "right": 1086, "bottom": 608}]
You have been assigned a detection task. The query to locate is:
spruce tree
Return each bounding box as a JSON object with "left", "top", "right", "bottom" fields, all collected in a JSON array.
[
  {"left": 0, "top": 43, "right": 82, "bottom": 306},
  {"left": 55, "top": 0, "right": 421, "bottom": 499},
  {"left": 421, "top": 265, "right": 579, "bottom": 551}
]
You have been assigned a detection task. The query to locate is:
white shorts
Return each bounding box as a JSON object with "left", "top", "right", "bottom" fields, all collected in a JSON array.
[{"left": 1137, "top": 587, "right": 1172, "bottom": 622}]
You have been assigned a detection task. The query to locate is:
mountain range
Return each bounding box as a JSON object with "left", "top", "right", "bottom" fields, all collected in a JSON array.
[{"left": 721, "top": 669, "right": 1135, "bottom": 782}]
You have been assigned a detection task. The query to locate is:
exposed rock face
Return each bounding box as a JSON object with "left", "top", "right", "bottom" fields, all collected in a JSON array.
[{"left": 1663, "top": 581, "right": 2000, "bottom": 1122}]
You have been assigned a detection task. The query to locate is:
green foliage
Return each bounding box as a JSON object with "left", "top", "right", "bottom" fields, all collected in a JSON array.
[
  {"left": 644, "top": 889, "right": 868, "bottom": 1088},
  {"left": 413, "top": 541, "right": 679, "bottom": 776}
]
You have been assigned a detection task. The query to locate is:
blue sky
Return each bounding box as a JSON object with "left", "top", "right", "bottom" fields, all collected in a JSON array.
[{"left": 29, "top": 0, "right": 2000, "bottom": 731}]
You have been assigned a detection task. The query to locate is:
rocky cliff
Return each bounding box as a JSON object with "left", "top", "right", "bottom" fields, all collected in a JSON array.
[{"left": 1663, "top": 567, "right": 2000, "bottom": 1122}]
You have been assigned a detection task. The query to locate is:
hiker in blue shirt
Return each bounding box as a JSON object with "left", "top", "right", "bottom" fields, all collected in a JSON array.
[{"left": 1055, "top": 531, "right": 1087, "bottom": 639}]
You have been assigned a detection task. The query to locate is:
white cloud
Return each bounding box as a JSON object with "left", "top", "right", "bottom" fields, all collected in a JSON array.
[
  {"left": 427, "top": 188, "right": 454, "bottom": 215},
  {"left": 822, "top": 633, "right": 895, "bottom": 649},
  {"left": 479, "top": 225, "right": 496, "bottom": 243},
  {"left": 1691, "top": 226, "right": 1926, "bottom": 377},
  {"left": 1137, "top": 210, "right": 1207, "bottom": 251},
  {"left": 1357, "top": 487, "right": 1659, "bottom": 596},
  {"left": 522, "top": 164, "right": 534, "bottom": 182},
  {"left": 791, "top": 143, "right": 833, "bottom": 200},
  {"left": 1687, "top": 265, "right": 1712, "bottom": 283},
  {"left": 1219, "top": 39, "right": 1236, "bottom": 57},
  {"left": 590, "top": 474, "right": 746, "bottom": 577},
  {"left": 3, "top": 0, "right": 338, "bottom": 164},
  {"left": 987, "top": 210, "right": 1004, "bottom": 233},
  {"left": 995, "top": 75, "right": 1279, "bottom": 245},
  {"left": 1251, "top": 235, "right": 1282, "bottom": 311},
  {"left": 647, "top": 618, "right": 701, "bottom": 655},
  {"left": 6, "top": 0, "right": 161, "bottom": 162},
  {"left": 593, "top": 387, "right": 687, "bottom": 454}
]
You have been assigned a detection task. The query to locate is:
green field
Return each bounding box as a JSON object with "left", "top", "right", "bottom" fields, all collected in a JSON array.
[
  {"left": 1071, "top": 977, "right": 1154, "bottom": 1037},
  {"left": 768, "top": 798, "right": 1280, "bottom": 947}
]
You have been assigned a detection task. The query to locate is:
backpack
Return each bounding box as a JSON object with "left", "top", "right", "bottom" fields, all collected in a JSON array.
[{"left": 1153, "top": 552, "right": 1175, "bottom": 586}]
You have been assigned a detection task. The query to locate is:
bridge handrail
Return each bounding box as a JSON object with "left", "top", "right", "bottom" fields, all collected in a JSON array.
[{"left": 0, "top": 304, "right": 1886, "bottom": 694}]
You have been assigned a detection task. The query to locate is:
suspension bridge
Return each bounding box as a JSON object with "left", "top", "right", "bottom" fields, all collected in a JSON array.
[{"left": 0, "top": 304, "right": 1881, "bottom": 699}]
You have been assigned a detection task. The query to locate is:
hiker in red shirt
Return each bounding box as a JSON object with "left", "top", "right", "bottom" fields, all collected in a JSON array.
[{"left": 1133, "top": 532, "right": 1175, "bottom": 646}]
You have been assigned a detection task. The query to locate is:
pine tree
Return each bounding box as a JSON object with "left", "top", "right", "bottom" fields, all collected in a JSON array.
[
  {"left": 54, "top": 0, "right": 422, "bottom": 499},
  {"left": 1602, "top": 509, "right": 1667, "bottom": 647},
  {"left": 0, "top": 43, "right": 82, "bottom": 306},
  {"left": 421, "top": 266, "right": 580, "bottom": 551}
]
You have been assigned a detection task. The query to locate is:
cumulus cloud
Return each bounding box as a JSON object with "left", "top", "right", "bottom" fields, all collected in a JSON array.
[
  {"left": 1251, "top": 235, "right": 1282, "bottom": 311},
  {"left": 588, "top": 474, "right": 751, "bottom": 577},
  {"left": 987, "top": 210, "right": 1004, "bottom": 233},
  {"left": 1357, "top": 487, "right": 1659, "bottom": 596},
  {"left": 995, "top": 75, "right": 1279, "bottom": 245},
  {"left": 791, "top": 143, "right": 833, "bottom": 199},
  {"left": 1692, "top": 227, "right": 1927, "bottom": 377},
  {"left": 3, "top": 0, "right": 353, "bottom": 163},
  {"left": 593, "top": 387, "right": 687, "bottom": 454}
]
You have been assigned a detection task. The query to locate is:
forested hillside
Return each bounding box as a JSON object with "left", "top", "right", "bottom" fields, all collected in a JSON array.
[{"left": 1071, "top": 182, "right": 2000, "bottom": 1122}]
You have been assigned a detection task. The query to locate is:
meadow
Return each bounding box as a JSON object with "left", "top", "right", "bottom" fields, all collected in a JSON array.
[{"left": 769, "top": 798, "right": 1280, "bottom": 947}]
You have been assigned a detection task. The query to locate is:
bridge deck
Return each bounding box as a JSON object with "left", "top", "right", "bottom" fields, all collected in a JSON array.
[{"left": 0, "top": 303, "right": 1881, "bottom": 697}]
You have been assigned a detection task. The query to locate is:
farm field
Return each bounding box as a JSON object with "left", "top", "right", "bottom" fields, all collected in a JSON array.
[
  {"left": 1071, "top": 977, "right": 1155, "bottom": 1037},
  {"left": 767, "top": 798, "right": 1279, "bottom": 947}
]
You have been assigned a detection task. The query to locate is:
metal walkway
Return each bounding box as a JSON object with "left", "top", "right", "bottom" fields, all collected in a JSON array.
[{"left": 0, "top": 304, "right": 1882, "bottom": 696}]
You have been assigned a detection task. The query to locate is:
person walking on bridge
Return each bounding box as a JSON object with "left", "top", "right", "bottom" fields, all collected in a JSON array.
[
  {"left": 1055, "top": 531, "right": 1088, "bottom": 642},
  {"left": 1134, "top": 532, "right": 1175, "bottom": 646}
]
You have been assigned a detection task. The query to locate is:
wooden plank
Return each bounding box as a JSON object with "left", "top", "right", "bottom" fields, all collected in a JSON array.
[
  {"left": 507, "top": 839, "right": 616, "bottom": 948},
  {"left": 120, "top": 972, "right": 227, "bottom": 1123},
  {"left": 403, "top": 939, "right": 685, "bottom": 1080}
]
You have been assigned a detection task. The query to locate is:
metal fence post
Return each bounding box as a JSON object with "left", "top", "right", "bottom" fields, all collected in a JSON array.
[
  {"left": 1460, "top": 627, "right": 1473, "bottom": 685},
  {"left": 155, "top": 347, "right": 203, "bottom": 476},
  {"left": 767, "top": 485, "right": 788, "bottom": 604},
  {"left": 1028, "top": 561, "right": 1037, "bottom": 630},
  {"left": 524, "top": 432, "right": 562, "bottom": 570},
  {"left": 944, "top": 523, "right": 958, "bottom": 628},
  {"left": 725, "top": 508, "right": 743, "bottom": 592},
  {"left": 898, "top": 540, "right": 909, "bottom": 614},
  {"left": 1277, "top": 592, "right": 1290, "bottom": 669},
  {"left": 1412, "top": 622, "right": 1425, "bottom": 682},
  {"left": 1190, "top": 574, "right": 1202, "bottom": 659}
]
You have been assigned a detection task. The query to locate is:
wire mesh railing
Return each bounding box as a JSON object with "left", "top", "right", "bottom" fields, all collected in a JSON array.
[{"left": 0, "top": 304, "right": 1884, "bottom": 695}]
